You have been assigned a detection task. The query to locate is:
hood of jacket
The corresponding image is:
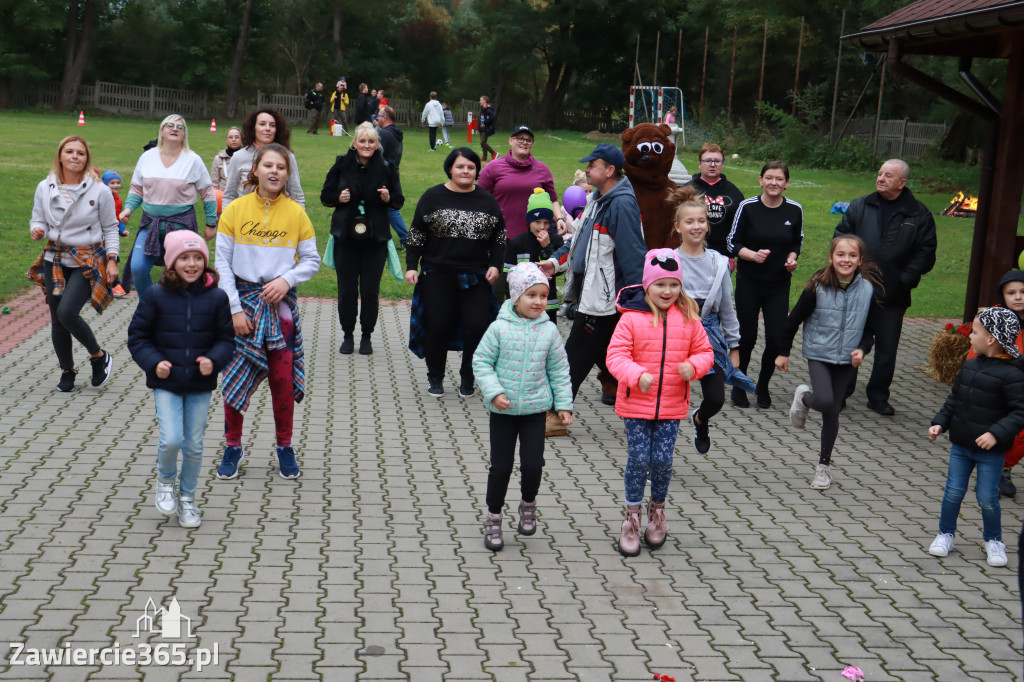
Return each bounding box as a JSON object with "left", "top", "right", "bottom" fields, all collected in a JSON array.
[
  {"left": 595, "top": 175, "right": 638, "bottom": 207},
  {"left": 615, "top": 284, "right": 652, "bottom": 314},
  {"left": 496, "top": 298, "right": 552, "bottom": 328},
  {"left": 380, "top": 123, "right": 404, "bottom": 142},
  {"left": 503, "top": 152, "right": 538, "bottom": 169}
]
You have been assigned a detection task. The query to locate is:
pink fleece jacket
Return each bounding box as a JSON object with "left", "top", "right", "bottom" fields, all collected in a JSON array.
[{"left": 605, "top": 285, "right": 714, "bottom": 420}]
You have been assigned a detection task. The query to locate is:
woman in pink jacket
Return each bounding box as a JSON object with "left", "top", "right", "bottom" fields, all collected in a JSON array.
[{"left": 606, "top": 248, "right": 714, "bottom": 557}]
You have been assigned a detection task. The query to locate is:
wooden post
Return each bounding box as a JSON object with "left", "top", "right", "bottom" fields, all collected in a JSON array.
[
  {"left": 634, "top": 34, "right": 641, "bottom": 84},
  {"left": 792, "top": 16, "right": 804, "bottom": 116},
  {"left": 653, "top": 31, "right": 660, "bottom": 86},
  {"left": 756, "top": 19, "right": 767, "bottom": 126},
  {"left": 149, "top": 84, "right": 155, "bottom": 116},
  {"left": 675, "top": 28, "right": 682, "bottom": 89},
  {"left": 699, "top": 26, "right": 709, "bottom": 126},
  {"left": 871, "top": 60, "right": 886, "bottom": 166},
  {"left": 829, "top": 10, "right": 846, "bottom": 142},
  {"left": 727, "top": 25, "right": 737, "bottom": 123}
]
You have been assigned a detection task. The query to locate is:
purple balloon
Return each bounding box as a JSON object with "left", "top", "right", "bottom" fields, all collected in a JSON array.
[{"left": 563, "top": 185, "right": 588, "bottom": 219}]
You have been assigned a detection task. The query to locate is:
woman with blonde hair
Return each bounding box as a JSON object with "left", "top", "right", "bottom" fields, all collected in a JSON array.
[
  {"left": 29, "top": 135, "right": 120, "bottom": 391},
  {"left": 119, "top": 115, "right": 217, "bottom": 296},
  {"left": 321, "top": 122, "right": 404, "bottom": 355}
]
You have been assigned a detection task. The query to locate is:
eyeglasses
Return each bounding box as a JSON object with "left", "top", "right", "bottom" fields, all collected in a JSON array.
[
  {"left": 164, "top": 123, "right": 185, "bottom": 131},
  {"left": 700, "top": 158, "right": 723, "bottom": 165},
  {"left": 512, "top": 137, "right": 534, "bottom": 144}
]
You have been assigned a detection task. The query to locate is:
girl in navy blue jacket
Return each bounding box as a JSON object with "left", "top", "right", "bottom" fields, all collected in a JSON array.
[{"left": 127, "top": 231, "right": 235, "bottom": 528}]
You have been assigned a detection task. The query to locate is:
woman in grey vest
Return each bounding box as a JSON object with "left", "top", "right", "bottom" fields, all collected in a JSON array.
[{"left": 774, "top": 235, "right": 881, "bottom": 491}]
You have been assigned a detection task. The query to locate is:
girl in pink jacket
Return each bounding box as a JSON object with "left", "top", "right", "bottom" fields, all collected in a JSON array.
[{"left": 606, "top": 248, "right": 714, "bottom": 557}]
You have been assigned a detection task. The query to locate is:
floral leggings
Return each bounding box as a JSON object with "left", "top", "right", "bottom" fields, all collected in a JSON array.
[{"left": 623, "top": 418, "right": 680, "bottom": 507}]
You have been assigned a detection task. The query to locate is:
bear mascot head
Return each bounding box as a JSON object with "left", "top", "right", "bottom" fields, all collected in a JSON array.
[{"left": 621, "top": 123, "right": 678, "bottom": 250}]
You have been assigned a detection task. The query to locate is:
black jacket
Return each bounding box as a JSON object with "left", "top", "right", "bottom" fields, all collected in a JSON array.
[
  {"left": 933, "top": 355, "right": 1024, "bottom": 452},
  {"left": 834, "top": 188, "right": 937, "bottom": 307},
  {"left": 378, "top": 124, "right": 404, "bottom": 171},
  {"left": 320, "top": 147, "right": 404, "bottom": 244},
  {"left": 354, "top": 92, "right": 370, "bottom": 125},
  {"left": 479, "top": 105, "right": 496, "bottom": 135},
  {"left": 127, "top": 278, "right": 236, "bottom": 394},
  {"left": 305, "top": 88, "right": 325, "bottom": 111}
]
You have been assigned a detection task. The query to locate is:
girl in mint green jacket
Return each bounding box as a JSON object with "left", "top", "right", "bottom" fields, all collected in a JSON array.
[{"left": 472, "top": 263, "right": 573, "bottom": 552}]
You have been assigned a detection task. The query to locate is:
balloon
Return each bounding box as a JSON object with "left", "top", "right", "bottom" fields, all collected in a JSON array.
[{"left": 563, "top": 185, "right": 588, "bottom": 219}]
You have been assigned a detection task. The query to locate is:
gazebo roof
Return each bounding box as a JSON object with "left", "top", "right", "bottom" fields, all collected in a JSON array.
[{"left": 844, "top": 0, "right": 1024, "bottom": 56}]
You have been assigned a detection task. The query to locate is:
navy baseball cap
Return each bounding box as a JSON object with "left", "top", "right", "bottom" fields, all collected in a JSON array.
[{"left": 579, "top": 143, "right": 625, "bottom": 169}]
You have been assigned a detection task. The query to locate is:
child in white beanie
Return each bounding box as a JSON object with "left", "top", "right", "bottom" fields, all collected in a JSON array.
[{"left": 472, "top": 262, "right": 573, "bottom": 551}]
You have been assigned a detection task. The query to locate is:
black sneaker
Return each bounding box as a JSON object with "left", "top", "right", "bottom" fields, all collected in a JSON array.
[
  {"left": 459, "top": 379, "right": 474, "bottom": 397},
  {"left": 731, "top": 386, "right": 750, "bottom": 408},
  {"left": 339, "top": 334, "right": 354, "bottom": 355},
  {"left": 692, "top": 412, "right": 711, "bottom": 454},
  {"left": 999, "top": 468, "right": 1017, "bottom": 497},
  {"left": 358, "top": 334, "right": 373, "bottom": 355},
  {"left": 57, "top": 369, "right": 77, "bottom": 393},
  {"left": 601, "top": 393, "right": 616, "bottom": 406},
  {"left": 427, "top": 378, "right": 444, "bottom": 397},
  {"left": 90, "top": 351, "right": 113, "bottom": 387}
]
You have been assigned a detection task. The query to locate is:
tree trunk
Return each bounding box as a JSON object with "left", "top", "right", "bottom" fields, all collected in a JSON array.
[
  {"left": 58, "top": 0, "right": 97, "bottom": 110},
  {"left": 332, "top": 0, "right": 343, "bottom": 67},
  {"left": 537, "top": 61, "right": 572, "bottom": 129},
  {"left": 225, "top": 0, "right": 256, "bottom": 118}
]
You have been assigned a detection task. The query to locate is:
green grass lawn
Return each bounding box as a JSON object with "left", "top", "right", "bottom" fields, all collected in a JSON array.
[{"left": 0, "top": 110, "right": 981, "bottom": 317}]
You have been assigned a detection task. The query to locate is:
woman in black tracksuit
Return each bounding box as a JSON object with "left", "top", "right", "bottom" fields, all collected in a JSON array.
[
  {"left": 321, "top": 121, "right": 404, "bottom": 356},
  {"left": 726, "top": 160, "right": 803, "bottom": 409}
]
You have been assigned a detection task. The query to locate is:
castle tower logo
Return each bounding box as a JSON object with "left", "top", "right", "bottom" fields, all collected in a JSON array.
[{"left": 134, "top": 597, "right": 195, "bottom": 639}]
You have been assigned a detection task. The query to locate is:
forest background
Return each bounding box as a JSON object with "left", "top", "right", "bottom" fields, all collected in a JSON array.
[{"left": 0, "top": 0, "right": 1006, "bottom": 160}]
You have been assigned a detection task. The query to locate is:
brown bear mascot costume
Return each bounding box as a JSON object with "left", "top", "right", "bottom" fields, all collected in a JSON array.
[{"left": 621, "top": 123, "right": 678, "bottom": 249}]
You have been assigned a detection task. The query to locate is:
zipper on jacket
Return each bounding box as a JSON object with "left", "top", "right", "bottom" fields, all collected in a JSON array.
[
  {"left": 184, "top": 290, "right": 192, "bottom": 365},
  {"left": 654, "top": 314, "right": 667, "bottom": 420}
]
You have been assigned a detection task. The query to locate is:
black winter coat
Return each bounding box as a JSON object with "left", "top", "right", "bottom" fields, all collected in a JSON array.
[
  {"left": 127, "top": 278, "right": 236, "bottom": 394},
  {"left": 834, "top": 188, "right": 937, "bottom": 307},
  {"left": 933, "top": 355, "right": 1024, "bottom": 452},
  {"left": 320, "top": 147, "right": 404, "bottom": 244}
]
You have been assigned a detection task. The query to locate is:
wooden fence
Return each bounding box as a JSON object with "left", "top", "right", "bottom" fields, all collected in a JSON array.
[{"left": 843, "top": 118, "right": 948, "bottom": 158}]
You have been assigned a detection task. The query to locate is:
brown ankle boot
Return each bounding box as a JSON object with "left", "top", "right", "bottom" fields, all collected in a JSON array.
[
  {"left": 617, "top": 506, "right": 641, "bottom": 557},
  {"left": 645, "top": 500, "right": 668, "bottom": 548}
]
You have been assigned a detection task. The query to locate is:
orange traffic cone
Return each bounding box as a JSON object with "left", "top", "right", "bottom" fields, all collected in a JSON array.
[
  {"left": 210, "top": 119, "right": 217, "bottom": 133},
  {"left": 78, "top": 111, "right": 85, "bottom": 126}
]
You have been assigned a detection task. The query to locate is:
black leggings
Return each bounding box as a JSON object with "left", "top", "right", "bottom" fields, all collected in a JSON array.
[
  {"left": 804, "top": 360, "right": 855, "bottom": 465},
  {"left": 334, "top": 238, "right": 388, "bottom": 335},
  {"left": 486, "top": 411, "right": 546, "bottom": 513},
  {"left": 735, "top": 277, "right": 790, "bottom": 394},
  {"left": 420, "top": 271, "right": 492, "bottom": 383},
  {"left": 43, "top": 261, "right": 101, "bottom": 371},
  {"left": 564, "top": 313, "right": 619, "bottom": 400},
  {"left": 695, "top": 363, "right": 726, "bottom": 424}
]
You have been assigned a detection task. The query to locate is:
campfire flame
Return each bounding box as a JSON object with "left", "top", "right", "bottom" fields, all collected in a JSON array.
[{"left": 942, "top": 192, "right": 979, "bottom": 217}]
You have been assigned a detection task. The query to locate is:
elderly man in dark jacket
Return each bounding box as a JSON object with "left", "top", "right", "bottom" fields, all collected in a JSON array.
[{"left": 835, "top": 158, "right": 937, "bottom": 415}]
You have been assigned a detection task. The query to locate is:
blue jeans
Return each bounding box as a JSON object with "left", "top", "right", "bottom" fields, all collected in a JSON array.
[
  {"left": 623, "top": 418, "right": 680, "bottom": 506},
  {"left": 130, "top": 228, "right": 161, "bottom": 296},
  {"left": 388, "top": 207, "right": 407, "bottom": 244},
  {"left": 938, "top": 443, "right": 1004, "bottom": 541},
  {"left": 154, "top": 389, "right": 212, "bottom": 495}
]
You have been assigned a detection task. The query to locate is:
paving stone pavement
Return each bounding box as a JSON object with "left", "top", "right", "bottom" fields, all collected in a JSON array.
[{"left": 0, "top": 294, "right": 1021, "bottom": 681}]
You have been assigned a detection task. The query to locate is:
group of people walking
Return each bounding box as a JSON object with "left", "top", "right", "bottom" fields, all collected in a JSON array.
[{"left": 30, "top": 112, "right": 1023, "bottom": 576}]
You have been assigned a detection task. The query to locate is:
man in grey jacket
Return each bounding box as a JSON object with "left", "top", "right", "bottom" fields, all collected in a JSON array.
[
  {"left": 542, "top": 144, "right": 647, "bottom": 422},
  {"left": 834, "top": 158, "right": 937, "bottom": 415}
]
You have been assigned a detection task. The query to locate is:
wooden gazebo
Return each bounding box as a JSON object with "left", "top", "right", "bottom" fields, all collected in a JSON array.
[{"left": 844, "top": 0, "right": 1024, "bottom": 318}]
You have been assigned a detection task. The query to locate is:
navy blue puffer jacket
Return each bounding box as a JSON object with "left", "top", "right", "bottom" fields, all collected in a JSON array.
[
  {"left": 127, "top": 277, "right": 236, "bottom": 394},
  {"left": 933, "top": 355, "right": 1024, "bottom": 452}
]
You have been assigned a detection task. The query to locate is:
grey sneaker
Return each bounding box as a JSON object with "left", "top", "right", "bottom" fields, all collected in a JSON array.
[
  {"left": 484, "top": 511, "right": 503, "bottom": 551},
  {"left": 810, "top": 464, "right": 833, "bottom": 490},
  {"left": 177, "top": 494, "right": 202, "bottom": 528},
  {"left": 154, "top": 478, "right": 177, "bottom": 516},
  {"left": 790, "top": 384, "right": 811, "bottom": 429}
]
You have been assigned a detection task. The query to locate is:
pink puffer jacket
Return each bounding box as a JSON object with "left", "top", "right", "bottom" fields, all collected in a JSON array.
[{"left": 606, "top": 285, "right": 714, "bottom": 420}]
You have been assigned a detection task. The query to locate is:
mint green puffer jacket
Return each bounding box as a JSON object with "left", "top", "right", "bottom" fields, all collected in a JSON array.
[{"left": 472, "top": 300, "right": 573, "bottom": 415}]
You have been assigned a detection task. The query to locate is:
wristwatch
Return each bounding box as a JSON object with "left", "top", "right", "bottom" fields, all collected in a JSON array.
[{"left": 107, "top": 254, "right": 120, "bottom": 264}]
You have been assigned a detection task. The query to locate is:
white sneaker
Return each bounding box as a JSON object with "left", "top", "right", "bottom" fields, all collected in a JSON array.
[
  {"left": 154, "top": 479, "right": 177, "bottom": 516},
  {"left": 810, "top": 464, "right": 832, "bottom": 489},
  {"left": 928, "top": 533, "right": 955, "bottom": 557},
  {"left": 985, "top": 539, "right": 1007, "bottom": 567},
  {"left": 177, "top": 494, "right": 202, "bottom": 528},
  {"left": 790, "top": 384, "right": 811, "bottom": 429}
]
